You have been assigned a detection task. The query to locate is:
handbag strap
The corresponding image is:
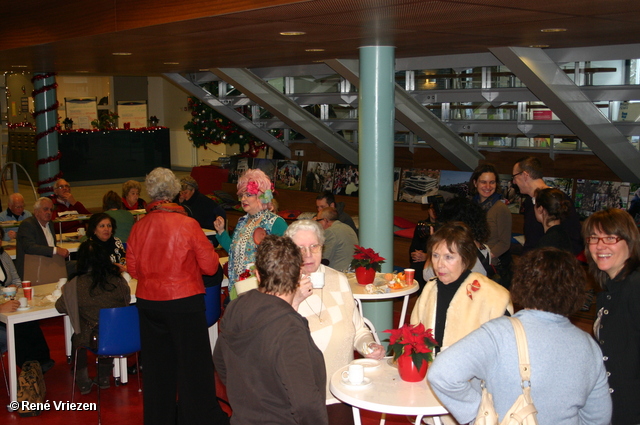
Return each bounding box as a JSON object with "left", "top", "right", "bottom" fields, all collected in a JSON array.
[{"left": 508, "top": 317, "right": 531, "bottom": 383}]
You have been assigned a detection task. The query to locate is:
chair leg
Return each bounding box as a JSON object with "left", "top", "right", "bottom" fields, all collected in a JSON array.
[
  {"left": 1, "top": 352, "right": 9, "bottom": 397},
  {"left": 96, "top": 357, "right": 102, "bottom": 425},
  {"left": 72, "top": 349, "right": 78, "bottom": 402},
  {"left": 135, "top": 353, "right": 142, "bottom": 393}
]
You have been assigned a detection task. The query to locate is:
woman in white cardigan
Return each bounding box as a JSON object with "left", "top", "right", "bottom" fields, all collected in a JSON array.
[
  {"left": 410, "top": 222, "right": 513, "bottom": 352},
  {"left": 285, "top": 220, "right": 385, "bottom": 425}
]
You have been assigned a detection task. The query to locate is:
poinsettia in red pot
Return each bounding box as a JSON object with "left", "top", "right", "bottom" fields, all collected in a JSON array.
[
  {"left": 350, "top": 245, "right": 385, "bottom": 285},
  {"left": 384, "top": 323, "right": 439, "bottom": 382}
]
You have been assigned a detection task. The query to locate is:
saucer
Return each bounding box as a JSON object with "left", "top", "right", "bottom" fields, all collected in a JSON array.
[
  {"left": 17, "top": 306, "right": 31, "bottom": 311},
  {"left": 341, "top": 377, "right": 371, "bottom": 388},
  {"left": 351, "top": 359, "right": 381, "bottom": 371}
]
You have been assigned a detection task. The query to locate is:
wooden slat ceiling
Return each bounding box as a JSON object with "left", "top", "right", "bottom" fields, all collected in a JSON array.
[{"left": 1, "top": 0, "right": 640, "bottom": 75}]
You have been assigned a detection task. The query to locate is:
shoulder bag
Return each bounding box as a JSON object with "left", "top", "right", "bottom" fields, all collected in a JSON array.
[{"left": 475, "top": 317, "right": 538, "bottom": 425}]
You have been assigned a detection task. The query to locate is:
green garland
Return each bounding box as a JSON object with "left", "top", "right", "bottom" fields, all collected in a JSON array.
[{"left": 184, "top": 97, "right": 282, "bottom": 152}]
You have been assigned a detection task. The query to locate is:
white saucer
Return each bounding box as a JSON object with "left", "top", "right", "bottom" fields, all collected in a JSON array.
[
  {"left": 341, "top": 377, "right": 371, "bottom": 388},
  {"left": 351, "top": 358, "right": 381, "bottom": 371},
  {"left": 17, "top": 306, "right": 31, "bottom": 311}
]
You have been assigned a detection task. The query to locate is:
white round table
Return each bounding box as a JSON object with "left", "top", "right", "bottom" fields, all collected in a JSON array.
[{"left": 330, "top": 359, "right": 447, "bottom": 425}]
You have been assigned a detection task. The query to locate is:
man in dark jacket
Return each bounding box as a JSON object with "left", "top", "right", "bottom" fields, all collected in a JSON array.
[{"left": 315, "top": 190, "right": 357, "bottom": 235}]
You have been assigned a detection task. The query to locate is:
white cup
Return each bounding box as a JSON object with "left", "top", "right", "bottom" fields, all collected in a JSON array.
[
  {"left": 77, "top": 228, "right": 86, "bottom": 236},
  {"left": 18, "top": 297, "right": 28, "bottom": 308},
  {"left": 341, "top": 364, "right": 365, "bottom": 385},
  {"left": 3, "top": 287, "right": 17, "bottom": 300},
  {"left": 310, "top": 272, "right": 325, "bottom": 289}
]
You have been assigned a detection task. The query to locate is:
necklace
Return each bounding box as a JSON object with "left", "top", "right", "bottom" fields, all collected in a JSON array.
[{"left": 304, "top": 288, "right": 324, "bottom": 324}]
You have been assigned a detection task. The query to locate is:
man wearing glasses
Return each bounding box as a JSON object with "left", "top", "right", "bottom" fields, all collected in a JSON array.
[
  {"left": 512, "top": 157, "right": 583, "bottom": 255},
  {"left": 316, "top": 207, "right": 359, "bottom": 272},
  {"left": 50, "top": 179, "right": 91, "bottom": 233}
]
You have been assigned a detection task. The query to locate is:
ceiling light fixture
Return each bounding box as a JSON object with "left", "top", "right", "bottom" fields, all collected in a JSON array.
[
  {"left": 305, "top": 48, "right": 325, "bottom": 52},
  {"left": 280, "top": 31, "right": 306, "bottom": 36},
  {"left": 529, "top": 44, "right": 550, "bottom": 48},
  {"left": 163, "top": 62, "right": 179, "bottom": 65},
  {"left": 540, "top": 28, "right": 566, "bottom": 33},
  {"left": 11, "top": 65, "right": 28, "bottom": 68},
  {"left": 112, "top": 52, "right": 132, "bottom": 56}
]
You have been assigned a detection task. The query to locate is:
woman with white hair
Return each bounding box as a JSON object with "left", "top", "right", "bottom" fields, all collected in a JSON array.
[
  {"left": 284, "top": 219, "right": 385, "bottom": 425},
  {"left": 127, "top": 167, "right": 229, "bottom": 425}
]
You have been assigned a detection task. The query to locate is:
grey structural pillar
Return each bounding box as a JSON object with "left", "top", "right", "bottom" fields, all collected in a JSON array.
[{"left": 358, "top": 45, "right": 397, "bottom": 341}]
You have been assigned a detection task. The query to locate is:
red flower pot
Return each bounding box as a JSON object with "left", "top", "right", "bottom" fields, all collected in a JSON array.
[
  {"left": 397, "top": 355, "right": 429, "bottom": 382},
  {"left": 355, "top": 266, "right": 376, "bottom": 285}
]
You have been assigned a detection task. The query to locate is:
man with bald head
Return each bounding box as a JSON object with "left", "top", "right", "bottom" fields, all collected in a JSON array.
[
  {"left": 50, "top": 179, "right": 91, "bottom": 233},
  {"left": 0, "top": 193, "right": 32, "bottom": 240}
]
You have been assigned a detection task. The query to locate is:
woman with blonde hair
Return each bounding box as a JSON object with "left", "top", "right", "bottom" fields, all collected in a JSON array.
[{"left": 214, "top": 169, "right": 287, "bottom": 297}]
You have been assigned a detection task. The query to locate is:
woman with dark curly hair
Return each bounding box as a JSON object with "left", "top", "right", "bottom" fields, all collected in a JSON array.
[
  {"left": 428, "top": 247, "right": 612, "bottom": 425},
  {"left": 423, "top": 196, "right": 493, "bottom": 281},
  {"left": 584, "top": 208, "right": 640, "bottom": 424}
]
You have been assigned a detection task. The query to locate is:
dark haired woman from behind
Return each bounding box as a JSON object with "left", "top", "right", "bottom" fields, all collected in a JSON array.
[
  {"left": 214, "top": 235, "right": 328, "bottom": 425},
  {"left": 584, "top": 208, "right": 640, "bottom": 424},
  {"left": 56, "top": 240, "right": 130, "bottom": 395},
  {"left": 428, "top": 247, "right": 611, "bottom": 425},
  {"left": 534, "top": 187, "right": 572, "bottom": 252}
]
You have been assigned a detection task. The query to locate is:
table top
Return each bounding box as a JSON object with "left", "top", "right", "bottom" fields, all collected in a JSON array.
[
  {"left": 0, "top": 279, "right": 139, "bottom": 325},
  {"left": 346, "top": 273, "right": 420, "bottom": 300},
  {"left": 330, "top": 359, "right": 447, "bottom": 417}
]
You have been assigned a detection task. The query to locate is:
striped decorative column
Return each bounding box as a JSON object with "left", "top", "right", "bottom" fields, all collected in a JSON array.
[{"left": 31, "top": 72, "right": 61, "bottom": 196}]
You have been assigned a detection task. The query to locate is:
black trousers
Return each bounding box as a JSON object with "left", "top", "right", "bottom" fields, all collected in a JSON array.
[
  {"left": 14, "top": 321, "right": 52, "bottom": 366},
  {"left": 137, "top": 298, "right": 228, "bottom": 425}
]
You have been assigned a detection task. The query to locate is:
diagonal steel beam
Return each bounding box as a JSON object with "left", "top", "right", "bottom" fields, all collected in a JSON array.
[
  {"left": 325, "top": 59, "right": 484, "bottom": 171},
  {"left": 490, "top": 47, "right": 640, "bottom": 183},
  {"left": 209, "top": 68, "right": 358, "bottom": 164},
  {"left": 163, "top": 72, "right": 291, "bottom": 158}
]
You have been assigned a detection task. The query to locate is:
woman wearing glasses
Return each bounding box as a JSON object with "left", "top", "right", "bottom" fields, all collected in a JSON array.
[
  {"left": 284, "top": 220, "right": 385, "bottom": 425},
  {"left": 584, "top": 208, "right": 640, "bottom": 425},
  {"left": 214, "top": 169, "right": 287, "bottom": 299}
]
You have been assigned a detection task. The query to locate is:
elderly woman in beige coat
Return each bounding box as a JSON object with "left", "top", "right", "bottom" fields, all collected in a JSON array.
[{"left": 410, "top": 222, "right": 513, "bottom": 352}]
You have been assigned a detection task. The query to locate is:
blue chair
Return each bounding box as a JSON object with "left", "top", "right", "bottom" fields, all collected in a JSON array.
[
  {"left": 204, "top": 284, "right": 222, "bottom": 352},
  {"left": 72, "top": 305, "right": 142, "bottom": 424}
]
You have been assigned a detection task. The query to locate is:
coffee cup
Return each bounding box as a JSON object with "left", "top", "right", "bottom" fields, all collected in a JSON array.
[
  {"left": 2, "top": 287, "right": 17, "bottom": 300},
  {"left": 77, "top": 228, "right": 86, "bottom": 237},
  {"left": 21, "top": 281, "right": 31, "bottom": 288},
  {"left": 404, "top": 268, "right": 415, "bottom": 284},
  {"left": 23, "top": 287, "right": 33, "bottom": 301},
  {"left": 310, "top": 272, "right": 325, "bottom": 289},
  {"left": 18, "top": 297, "right": 28, "bottom": 308},
  {"left": 341, "top": 364, "right": 365, "bottom": 385}
]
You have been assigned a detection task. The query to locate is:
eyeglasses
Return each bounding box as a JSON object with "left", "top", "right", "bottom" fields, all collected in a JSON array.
[
  {"left": 298, "top": 244, "right": 323, "bottom": 255},
  {"left": 587, "top": 236, "right": 622, "bottom": 245},
  {"left": 56, "top": 184, "right": 70, "bottom": 189},
  {"left": 511, "top": 171, "right": 524, "bottom": 180},
  {"left": 315, "top": 217, "right": 327, "bottom": 222}
]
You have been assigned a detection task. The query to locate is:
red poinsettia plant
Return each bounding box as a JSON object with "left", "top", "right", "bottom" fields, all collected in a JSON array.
[
  {"left": 384, "top": 323, "right": 439, "bottom": 369},
  {"left": 350, "top": 245, "right": 386, "bottom": 272}
]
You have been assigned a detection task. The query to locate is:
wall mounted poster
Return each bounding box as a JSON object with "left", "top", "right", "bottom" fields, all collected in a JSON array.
[
  {"left": 117, "top": 101, "right": 148, "bottom": 128},
  {"left": 252, "top": 158, "right": 277, "bottom": 182},
  {"left": 438, "top": 170, "right": 473, "bottom": 200},
  {"left": 275, "top": 160, "right": 303, "bottom": 190},
  {"left": 333, "top": 164, "right": 359, "bottom": 196},
  {"left": 575, "top": 180, "right": 631, "bottom": 219},
  {"left": 65, "top": 97, "right": 98, "bottom": 129},
  {"left": 227, "top": 157, "right": 252, "bottom": 184},
  {"left": 399, "top": 169, "right": 440, "bottom": 203},
  {"left": 304, "top": 162, "right": 335, "bottom": 193}
]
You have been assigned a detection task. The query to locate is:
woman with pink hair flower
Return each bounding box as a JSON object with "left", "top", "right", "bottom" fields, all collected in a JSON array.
[{"left": 214, "top": 169, "right": 288, "bottom": 298}]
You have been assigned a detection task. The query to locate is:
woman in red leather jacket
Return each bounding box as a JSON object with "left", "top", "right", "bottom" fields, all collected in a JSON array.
[{"left": 127, "top": 167, "right": 229, "bottom": 425}]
